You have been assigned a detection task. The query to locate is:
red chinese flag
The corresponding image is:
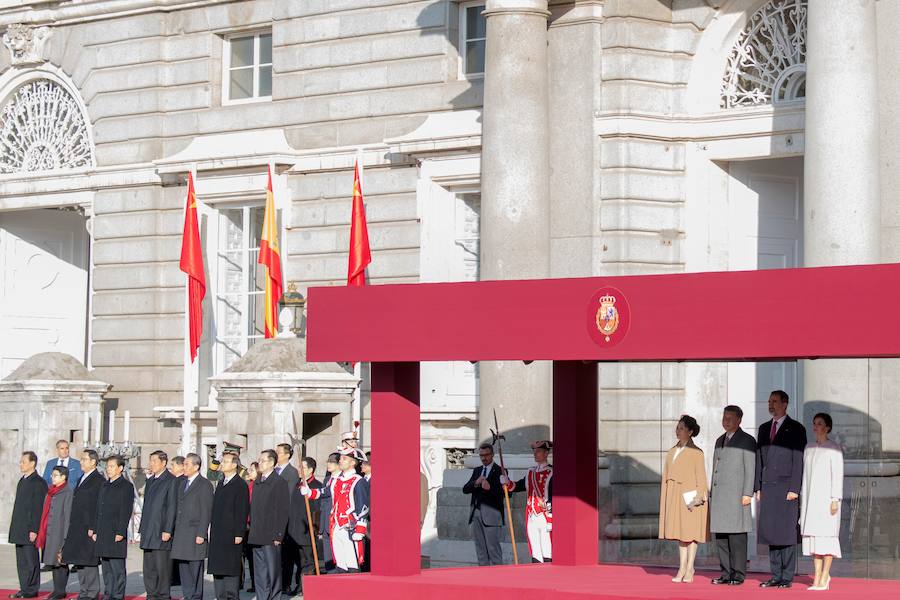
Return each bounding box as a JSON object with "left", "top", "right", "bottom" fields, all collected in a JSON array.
[
  {"left": 347, "top": 160, "right": 371, "bottom": 287},
  {"left": 179, "top": 173, "right": 206, "bottom": 363},
  {"left": 259, "top": 166, "right": 283, "bottom": 338}
]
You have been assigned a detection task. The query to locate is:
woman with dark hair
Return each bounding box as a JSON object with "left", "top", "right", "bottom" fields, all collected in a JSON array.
[
  {"left": 38, "top": 465, "right": 73, "bottom": 600},
  {"left": 800, "top": 412, "right": 843, "bottom": 591},
  {"left": 659, "top": 415, "right": 709, "bottom": 583}
]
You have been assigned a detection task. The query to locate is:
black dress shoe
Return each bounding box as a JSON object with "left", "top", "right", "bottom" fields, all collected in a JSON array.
[
  {"left": 48, "top": 593, "right": 67, "bottom": 600},
  {"left": 8, "top": 593, "right": 25, "bottom": 599},
  {"left": 776, "top": 581, "right": 792, "bottom": 588},
  {"left": 759, "top": 578, "right": 782, "bottom": 587},
  {"left": 728, "top": 579, "right": 745, "bottom": 585},
  {"left": 711, "top": 577, "right": 732, "bottom": 585}
]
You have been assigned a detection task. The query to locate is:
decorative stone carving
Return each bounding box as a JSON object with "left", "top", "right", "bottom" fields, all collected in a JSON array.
[
  {"left": 721, "top": 0, "right": 807, "bottom": 108},
  {"left": 445, "top": 447, "right": 472, "bottom": 469},
  {"left": 0, "top": 79, "right": 94, "bottom": 174},
  {"left": 2, "top": 24, "right": 51, "bottom": 66}
]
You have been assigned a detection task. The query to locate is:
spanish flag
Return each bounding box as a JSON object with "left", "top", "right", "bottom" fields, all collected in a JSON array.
[
  {"left": 347, "top": 159, "right": 371, "bottom": 287},
  {"left": 258, "top": 166, "right": 283, "bottom": 338},
  {"left": 179, "top": 172, "right": 206, "bottom": 362}
]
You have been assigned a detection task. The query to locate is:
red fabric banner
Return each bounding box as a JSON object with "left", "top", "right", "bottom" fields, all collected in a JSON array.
[
  {"left": 258, "top": 165, "right": 283, "bottom": 338},
  {"left": 179, "top": 172, "right": 206, "bottom": 363},
  {"left": 347, "top": 160, "right": 372, "bottom": 287}
]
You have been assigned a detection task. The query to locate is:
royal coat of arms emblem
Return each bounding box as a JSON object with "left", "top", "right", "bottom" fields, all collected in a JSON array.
[
  {"left": 596, "top": 294, "right": 619, "bottom": 341},
  {"left": 586, "top": 286, "right": 630, "bottom": 347}
]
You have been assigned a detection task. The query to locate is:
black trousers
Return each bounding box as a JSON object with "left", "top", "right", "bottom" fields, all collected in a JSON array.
[
  {"left": 100, "top": 557, "right": 126, "bottom": 600},
  {"left": 321, "top": 532, "right": 335, "bottom": 573},
  {"left": 15, "top": 544, "right": 40, "bottom": 596},
  {"left": 51, "top": 565, "right": 70, "bottom": 595},
  {"left": 715, "top": 532, "right": 748, "bottom": 581},
  {"left": 298, "top": 544, "right": 316, "bottom": 576},
  {"left": 242, "top": 541, "right": 255, "bottom": 589},
  {"left": 252, "top": 544, "right": 282, "bottom": 600},
  {"left": 280, "top": 536, "right": 301, "bottom": 590},
  {"left": 213, "top": 575, "right": 239, "bottom": 600},
  {"left": 178, "top": 559, "right": 205, "bottom": 600},
  {"left": 142, "top": 548, "right": 172, "bottom": 600},
  {"left": 75, "top": 565, "right": 100, "bottom": 600},
  {"left": 769, "top": 544, "right": 798, "bottom": 582}
]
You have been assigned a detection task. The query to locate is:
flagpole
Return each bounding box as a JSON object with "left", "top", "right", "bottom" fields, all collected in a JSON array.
[{"left": 352, "top": 148, "right": 364, "bottom": 443}]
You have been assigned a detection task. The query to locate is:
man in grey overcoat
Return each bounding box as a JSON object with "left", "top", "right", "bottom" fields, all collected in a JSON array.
[
  {"left": 709, "top": 405, "right": 757, "bottom": 586},
  {"left": 755, "top": 390, "right": 807, "bottom": 589},
  {"left": 171, "top": 453, "right": 214, "bottom": 600}
]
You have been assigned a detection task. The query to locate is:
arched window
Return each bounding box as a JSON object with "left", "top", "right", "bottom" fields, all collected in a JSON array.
[
  {"left": 0, "top": 78, "right": 94, "bottom": 174},
  {"left": 721, "top": 0, "right": 807, "bottom": 108}
]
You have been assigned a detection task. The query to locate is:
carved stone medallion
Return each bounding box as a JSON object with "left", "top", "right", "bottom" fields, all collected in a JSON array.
[{"left": 2, "top": 24, "right": 51, "bottom": 66}]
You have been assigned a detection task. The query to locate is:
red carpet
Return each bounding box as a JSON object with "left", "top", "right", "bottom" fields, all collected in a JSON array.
[
  {"left": 303, "top": 564, "right": 900, "bottom": 600},
  {"left": 0, "top": 594, "right": 144, "bottom": 600}
]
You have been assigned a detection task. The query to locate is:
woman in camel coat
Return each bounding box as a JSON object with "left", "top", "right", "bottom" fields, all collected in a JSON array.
[{"left": 659, "top": 414, "right": 709, "bottom": 583}]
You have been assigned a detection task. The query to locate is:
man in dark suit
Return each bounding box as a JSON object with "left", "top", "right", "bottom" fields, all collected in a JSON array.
[
  {"left": 208, "top": 452, "right": 250, "bottom": 600},
  {"left": 274, "top": 443, "right": 300, "bottom": 595},
  {"left": 462, "top": 443, "right": 505, "bottom": 566},
  {"left": 9, "top": 451, "right": 48, "bottom": 599},
  {"left": 171, "top": 453, "right": 214, "bottom": 600},
  {"left": 248, "top": 449, "right": 289, "bottom": 600},
  {"left": 756, "top": 390, "right": 807, "bottom": 589},
  {"left": 140, "top": 450, "right": 177, "bottom": 600},
  {"left": 62, "top": 449, "right": 104, "bottom": 600},
  {"left": 709, "top": 405, "right": 757, "bottom": 586},
  {"left": 288, "top": 457, "right": 322, "bottom": 593},
  {"left": 42, "top": 440, "right": 82, "bottom": 490},
  {"left": 91, "top": 455, "right": 134, "bottom": 600}
]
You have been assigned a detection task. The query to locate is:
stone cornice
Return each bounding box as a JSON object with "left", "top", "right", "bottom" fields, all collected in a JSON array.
[{"left": 0, "top": 0, "right": 233, "bottom": 27}]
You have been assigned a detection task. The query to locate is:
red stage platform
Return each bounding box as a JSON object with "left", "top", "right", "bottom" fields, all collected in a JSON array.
[
  {"left": 305, "top": 564, "right": 900, "bottom": 600},
  {"left": 306, "top": 264, "right": 900, "bottom": 598}
]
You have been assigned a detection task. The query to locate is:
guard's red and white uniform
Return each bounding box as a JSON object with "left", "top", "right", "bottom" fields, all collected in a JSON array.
[
  {"left": 308, "top": 470, "right": 370, "bottom": 572},
  {"left": 507, "top": 463, "right": 553, "bottom": 562}
]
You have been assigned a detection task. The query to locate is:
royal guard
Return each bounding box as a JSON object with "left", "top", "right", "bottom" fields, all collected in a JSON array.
[
  {"left": 501, "top": 440, "right": 553, "bottom": 563},
  {"left": 299, "top": 447, "right": 369, "bottom": 573}
]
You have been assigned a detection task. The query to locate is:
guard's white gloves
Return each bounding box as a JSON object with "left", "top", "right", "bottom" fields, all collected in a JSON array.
[
  {"left": 499, "top": 475, "right": 509, "bottom": 485},
  {"left": 351, "top": 532, "right": 365, "bottom": 541},
  {"left": 299, "top": 485, "right": 310, "bottom": 497}
]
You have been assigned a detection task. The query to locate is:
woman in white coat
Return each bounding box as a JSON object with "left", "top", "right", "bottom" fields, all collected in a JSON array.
[{"left": 800, "top": 412, "right": 843, "bottom": 591}]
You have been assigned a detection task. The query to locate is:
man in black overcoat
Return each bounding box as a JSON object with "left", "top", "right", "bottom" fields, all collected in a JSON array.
[
  {"left": 208, "top": 452, "right": 250, "bottom": 600},
  {"left": 756, "top": 390, "right": 807, "bottom": 589},
  {"left": 248, "top": 449, "right": 289, "bottom": 600},
  {"left": 91, "top": 455, "right": 135, "bottom": 600},
  {"left": 288, "top": 457, "right": 322, "bottom": 592},
  {"left": 462, "top": 443, "right": 505, "bottom": 566},
  {"left": 171, "top": 453, "right": 214, "bottom": 600},
  {"left": 8, "top": 451, "right": 48, "bottom": 599},
  {"left": 274, "top": 444, "right": 300, "bottom": 595},
  {"left": 140, "top": 450, "right": 177, "bottom": 600},
  {"left": 62, "top": 449, "right": 104, "bottom": 600}
]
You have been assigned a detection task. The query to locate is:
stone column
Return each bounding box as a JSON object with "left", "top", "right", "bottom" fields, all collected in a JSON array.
[
  {"left": 803, "top": 0, "right": 880, "bottom": 446},
  {"left": 548, "top": 0, "right": 603, "bottom": 278},
  {"left": 478, "top": 0, "right": 552, "bottom": 452}
]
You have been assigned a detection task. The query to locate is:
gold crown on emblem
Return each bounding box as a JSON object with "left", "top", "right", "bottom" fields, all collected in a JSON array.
[{"left": 600, "top": 294, "right": 616, "bottom": 305}]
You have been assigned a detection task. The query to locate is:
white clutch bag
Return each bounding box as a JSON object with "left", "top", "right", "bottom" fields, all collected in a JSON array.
[{"left": 682, "top": 490, "right": 698, "bottom": 506}]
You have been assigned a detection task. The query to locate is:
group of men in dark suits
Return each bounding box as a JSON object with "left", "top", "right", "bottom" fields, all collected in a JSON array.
[
  {"left": 9, "top": 448, "right": 134, "bottom": 600},
  {"left": 709, "top": 390, "right": 808, "bottom": 589}
]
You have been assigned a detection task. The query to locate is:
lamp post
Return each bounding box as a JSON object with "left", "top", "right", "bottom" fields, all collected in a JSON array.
[{"left": 278, "top": 282, "right": 306, "bottom": 337}]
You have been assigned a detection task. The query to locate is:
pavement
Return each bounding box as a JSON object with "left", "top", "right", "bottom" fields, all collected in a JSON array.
[{"left": 0, "top": 544, "right": 301, "bottom": 599}]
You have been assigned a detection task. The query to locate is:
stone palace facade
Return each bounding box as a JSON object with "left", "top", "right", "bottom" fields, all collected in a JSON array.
[{"left": 1, "top": 0, "right": 899, "bottom": 575}]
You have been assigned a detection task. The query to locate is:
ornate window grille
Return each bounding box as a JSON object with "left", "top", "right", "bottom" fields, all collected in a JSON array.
[
  {"left": 0, "top": 79, "right": 94, "bottom": 174},
  {"left": 721, "top": 0, "right": 807, "bottom": 108}
]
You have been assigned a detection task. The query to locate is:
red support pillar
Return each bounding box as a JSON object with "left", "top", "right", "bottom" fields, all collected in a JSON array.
[
  {"left": 552, "top": 360, "right": 599, "bottom": 566},
  {"left": 370, "top": 361, "right": 421, "bottom": 576}
]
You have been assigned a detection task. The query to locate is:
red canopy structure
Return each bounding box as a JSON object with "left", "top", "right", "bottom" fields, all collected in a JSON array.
[{"left": 304, "top": 263, "right": 900, "bottom": 600}]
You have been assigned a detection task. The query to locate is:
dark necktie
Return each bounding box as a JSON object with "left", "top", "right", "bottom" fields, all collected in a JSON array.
[{"left": 770, "top": 419, "right": 778, "bottom": 443}]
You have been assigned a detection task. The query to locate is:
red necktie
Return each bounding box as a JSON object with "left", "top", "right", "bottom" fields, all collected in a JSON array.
[{"left": 770, "top": 419, "right": 778, "bottom": 442}]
